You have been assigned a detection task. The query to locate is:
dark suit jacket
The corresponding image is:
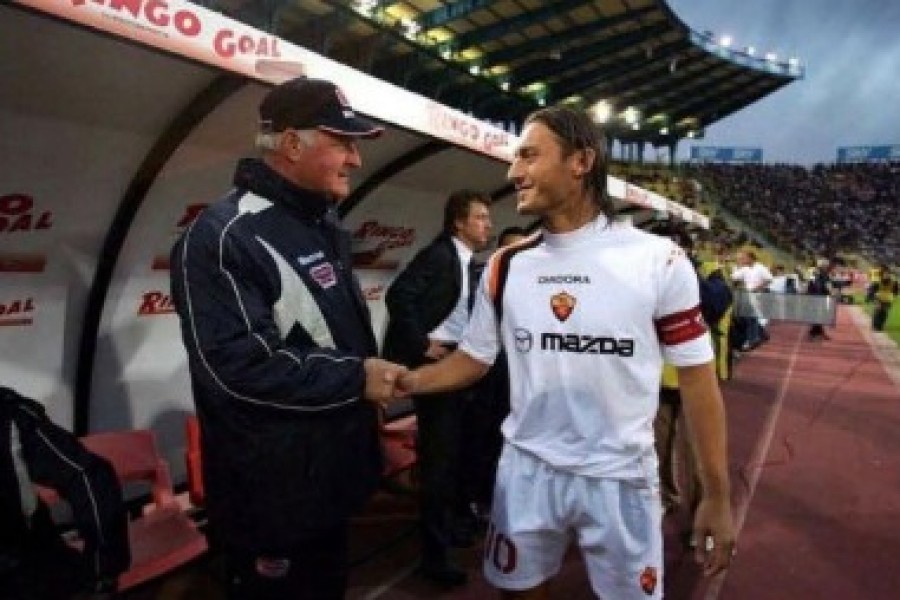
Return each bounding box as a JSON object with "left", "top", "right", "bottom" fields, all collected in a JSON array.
[{"left": 382, "top": 234, "right": 462, "bottom": 368}]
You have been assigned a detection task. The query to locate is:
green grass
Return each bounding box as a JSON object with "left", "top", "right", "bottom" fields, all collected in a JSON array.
[{"left": 852, "top": 293, "right": 900, "bottom": 348}]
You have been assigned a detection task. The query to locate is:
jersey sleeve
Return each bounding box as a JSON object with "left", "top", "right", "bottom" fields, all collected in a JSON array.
[
  {"left": 458, "top": 254, "right": 501, "bottom": 366},
  {"left": 653, "top": 243, "right": 714, "bottom": 366}
]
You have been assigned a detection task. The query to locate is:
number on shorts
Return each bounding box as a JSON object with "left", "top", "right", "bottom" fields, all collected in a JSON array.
[{"left": 484, "top": 522, "right": 517, "bottom": 574}]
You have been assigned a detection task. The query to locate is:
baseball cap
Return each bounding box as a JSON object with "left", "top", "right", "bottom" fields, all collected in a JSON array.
[{"left": 259, "top": 77, "right": 383, "bottom": 138}]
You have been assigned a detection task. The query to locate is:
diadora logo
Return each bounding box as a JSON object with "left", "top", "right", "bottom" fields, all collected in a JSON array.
[
  {"left": 297, "top": 251, "right": 325, "bottom": 266},
  {"left": 0, "top": 297, "right": 35, "bottom": 327},
  {"left": 550, "top": 291, "right": 576, "bottom": 322},
  {"left": 137, "top": 291, "right": 176, "bottom": 316},
  {"left": 513, "top": 328, "right": 533, "bottom": 353},
  {"left": 537, "top": 275, "right": 591, "bottom": 284},
  {"left": 1, "top": 193, "right": 53, "bottom": 234},
  {"left": 541, "top": 333, "right": 635, "bottom": 356}
]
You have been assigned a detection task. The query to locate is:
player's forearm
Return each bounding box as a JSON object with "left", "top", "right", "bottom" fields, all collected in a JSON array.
[
  {"left": 406, "top": 349, "right": 489, "bottom": 395},
  {"left": 678, "top": 362, "right": 731, "bottom": 498}
]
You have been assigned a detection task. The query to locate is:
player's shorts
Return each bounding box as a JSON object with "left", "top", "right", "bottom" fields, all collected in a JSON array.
[{"left": 483, "top": 443, "right": 663, "bottom": 598}]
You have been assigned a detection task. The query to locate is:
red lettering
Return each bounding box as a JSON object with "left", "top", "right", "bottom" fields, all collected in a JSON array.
[
  {"left": 110, "top": 0, "right": 141, "bottom": 18},
  {"left": 145, "top": 0, "right": 169, "bottom": 27},
  {"left": 138, "top": 291, "right": 175, "bottom": 315},
  {"left": 214, "top": 30, "right": 280, "bottom": 59},
  {"left": 0, "top": 299, "right": 34, "bottom": 316},
  {"left": 214, "top": 29, "right": 236, "bottom": 58},
  {"left": 176, "top": 204, "right": 208, "bottom": 228},
  {"left": 35, "top": 212, "right": 53, "bottom": 230},
  {"left": 0, "top": 194, "right": 33, "bottom": 215},
  {"left": 8, "top": 214, "right": 31, "bottom": 233},
  {"left": 173, "top": 9, "right": 201, "bottom": 37},
  {"left": 238, "top": 35, "right": 254, "bottom": 54}
]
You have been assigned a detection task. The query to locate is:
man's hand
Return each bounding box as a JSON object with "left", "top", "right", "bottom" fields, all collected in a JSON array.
[
  {"left": 691, "top": 494, "right": 736, "bottom": 577},
  {"left": 363, "top": 358, "right": 407, "bottom": 408}
]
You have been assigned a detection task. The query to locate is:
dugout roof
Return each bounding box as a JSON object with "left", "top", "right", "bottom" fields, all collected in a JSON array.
[{"left": 211, "top": 0, "right": 804, "bottom": 147}]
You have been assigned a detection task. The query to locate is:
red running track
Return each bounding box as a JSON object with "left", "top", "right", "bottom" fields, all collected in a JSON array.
[
  {"left": 349, "top": 305, "right": 900, "bottom": 599},
  {"left": 668, "top": 305, "right": 900, "bottom": 600}
]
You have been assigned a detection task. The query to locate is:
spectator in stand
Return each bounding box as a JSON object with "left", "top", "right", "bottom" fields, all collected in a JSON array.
[
  {"left": 872, "top": 264, "right": 897, "bottom": 331},
  {"left": 807, "top": 258, "right": 833, "bottom": 340},
  {"left": 731, "top": 250, "right": 773, "bottom": 351}
]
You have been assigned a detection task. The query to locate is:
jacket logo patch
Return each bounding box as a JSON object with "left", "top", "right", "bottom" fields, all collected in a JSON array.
[
  {"left": 309, "top": 263, "right": 337, "bottom": 289},
  {"left": 639, "top": 566, "right": 657, "bottom": 595},
  {"left": 550, "top": 291, "right": 576, "bottom": 322}
]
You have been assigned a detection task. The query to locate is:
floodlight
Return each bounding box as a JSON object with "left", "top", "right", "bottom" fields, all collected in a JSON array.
[
  {"left": 469, "top": 64, "right": 481, "bottom": 75},
  {"left": 500, "top": 80, "right": 510, "bottom": 91},
  {"left": 660, "top": 127, "right": 669, "bottom": 135},
  {"left": 720, "top": 35, "right": 732, "bottom": 48},
  {"left": 590, "top": 100, "right": 612, "bottom": 123},
  {"left": 355, "top": 0, "right": 378, "bottom": 16},
  {"left": 401, "top": 18, "right": 421, "bottom": 40},
  {"left": 623, "top": 106, "right": 640, "bottom": 125}
]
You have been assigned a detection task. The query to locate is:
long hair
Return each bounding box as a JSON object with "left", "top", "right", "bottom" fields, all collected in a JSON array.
[
  {"left": 524, "top": 106, "right": 614, "bottom": 218},
  {"left": 441, "top": 189, "right": 490, "bottom": 236}
]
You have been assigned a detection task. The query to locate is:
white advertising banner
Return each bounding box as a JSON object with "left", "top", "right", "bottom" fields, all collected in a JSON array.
[
  {"left": 14, "top": 0, "right": 517, "bottom": 162},
  {"left": 0, "top": 276, "right": 69, "bottom": 425}
]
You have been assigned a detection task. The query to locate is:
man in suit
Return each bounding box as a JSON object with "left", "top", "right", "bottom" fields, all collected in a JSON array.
[{"left": 382, "top": 189, "right": 492, "bottom": 587}]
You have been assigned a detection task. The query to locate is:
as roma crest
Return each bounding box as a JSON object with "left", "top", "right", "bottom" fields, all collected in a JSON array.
[
  {"left": 550, "top": 291, "right": 576, "bottom": 322},
  {"left": 639, "top": 566, "right": 657, "bottom": 595}
]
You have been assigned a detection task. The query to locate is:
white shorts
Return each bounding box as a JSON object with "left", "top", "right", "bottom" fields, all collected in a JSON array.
[{"left": 482, "top": 444, "right": 663, "bottom": 599}]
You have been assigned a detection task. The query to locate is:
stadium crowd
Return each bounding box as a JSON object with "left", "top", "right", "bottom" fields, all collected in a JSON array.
[{"left": 683, "top": 162, "right": 900, "bottom": 267}]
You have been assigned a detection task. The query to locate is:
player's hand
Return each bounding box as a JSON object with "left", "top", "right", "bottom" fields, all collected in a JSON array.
[
  {"left": 691, "top": 495, "right": 736, "bottom": 576},
  {"left": 393, "top": 369, "right": 420, "bottom": 399}
]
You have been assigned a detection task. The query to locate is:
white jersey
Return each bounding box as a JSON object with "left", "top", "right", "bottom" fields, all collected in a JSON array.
[{"left": 461, "top": 217, "right": 713, "bottom": 479}]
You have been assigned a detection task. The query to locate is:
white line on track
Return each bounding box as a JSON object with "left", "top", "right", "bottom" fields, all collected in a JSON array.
[
  {"left": 360, "top": 562, "right": 420, "bottom": 600},
  {"left": 704, "top": 328, "right": 805, "bottom": 600},
  {"left": 847, "top": 306, "right": 900, "bottom": 390}
]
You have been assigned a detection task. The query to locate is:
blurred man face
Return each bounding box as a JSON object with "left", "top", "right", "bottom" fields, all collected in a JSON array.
[
  {"left": 507, "top": 121, "right": 589, "bottom": 218},
  {"left": 281, "top": 129, "right": 362, "bottom": 201},
  {"left": 455, "top": 200, "right": 492, "bottom": 252}
]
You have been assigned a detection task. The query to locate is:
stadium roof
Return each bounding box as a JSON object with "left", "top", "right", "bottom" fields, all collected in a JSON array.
[{"left": 214, "top": 0, "right": 804, "bottom": 148}]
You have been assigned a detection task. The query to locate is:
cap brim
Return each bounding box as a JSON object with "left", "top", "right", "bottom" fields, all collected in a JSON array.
[{"left": 319, "top": 116, "right": 384, "bottom": 139}]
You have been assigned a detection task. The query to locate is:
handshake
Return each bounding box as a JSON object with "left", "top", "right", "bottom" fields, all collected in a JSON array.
[{"left": 363, "top": 358, "right": 417, "bottom": 408}]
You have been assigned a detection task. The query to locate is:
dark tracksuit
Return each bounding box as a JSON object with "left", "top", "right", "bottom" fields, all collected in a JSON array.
[
  {"left": 0, "top": 386, "right": 129, "bottom": 599},
  {"left": 170, "top": 159, "right": 382, "bottom": 599}
]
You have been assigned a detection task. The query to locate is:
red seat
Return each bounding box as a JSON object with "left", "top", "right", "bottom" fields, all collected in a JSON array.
[
  {"left": 184, "top": 415, "right": 205, "bottom": 507},
  {"left": 380, "top": 413, "right": 418, "bottom": 489},
  {"left": 41, "top": 429, "right": 208, "bottom": 592}
]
